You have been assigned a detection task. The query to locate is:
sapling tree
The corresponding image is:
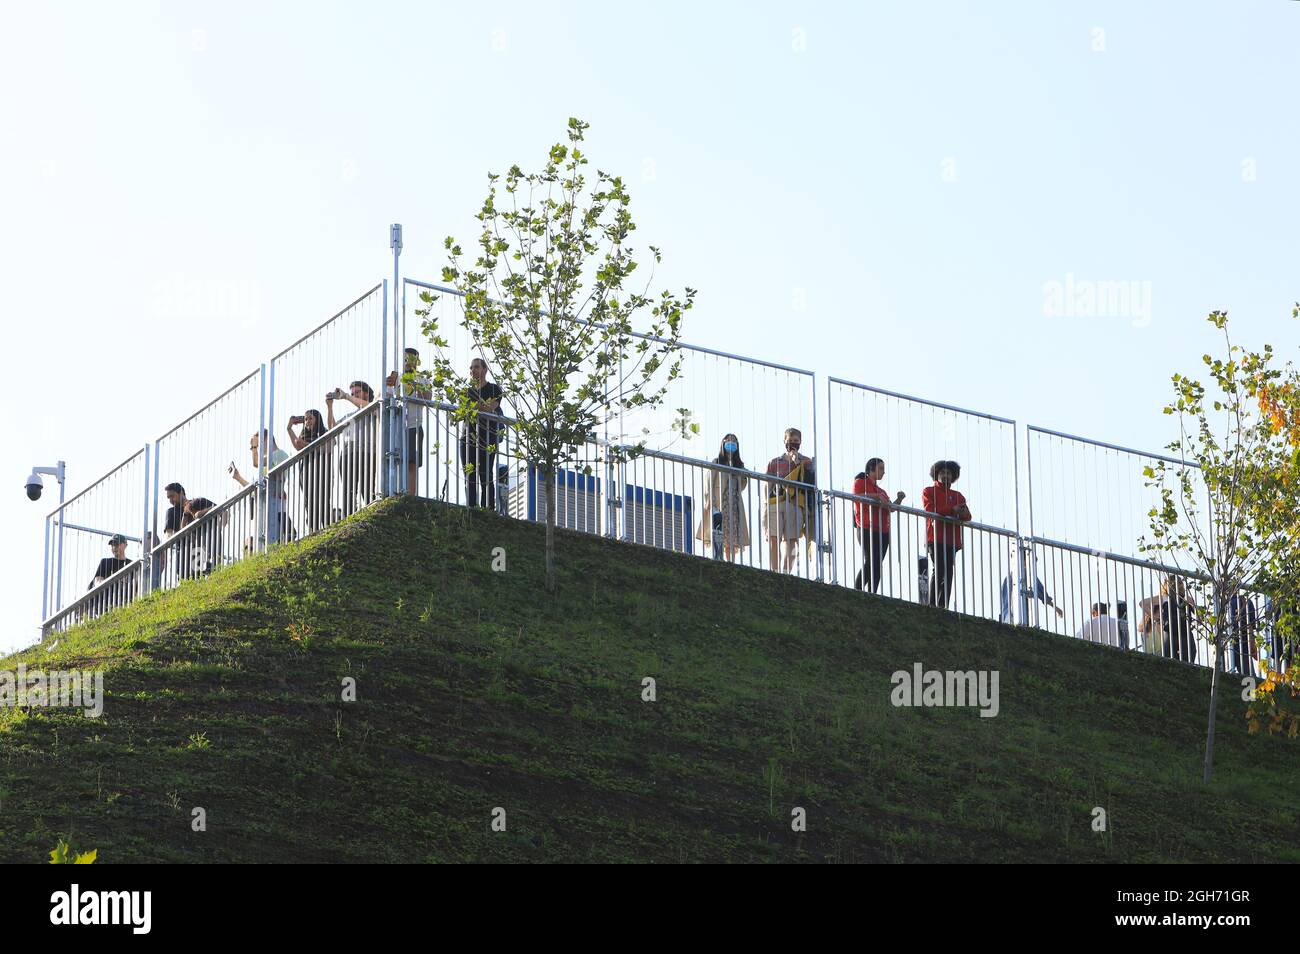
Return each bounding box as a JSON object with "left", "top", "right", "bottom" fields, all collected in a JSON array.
[
  {"left": 416, "top": 118, "right": 695, "bottom": 591},
  {"left": 1143, "top": 310, "right": 1297, "bottom": 784}
]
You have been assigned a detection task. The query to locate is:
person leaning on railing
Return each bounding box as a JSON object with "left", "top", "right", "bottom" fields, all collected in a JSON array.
[
  {"left": 162, "top": 483, "right": 216, "bottom": 580},
  {"left": 763, "top": 427, "right": 816, "bottom": 574},
  {"left": 231, "top": 430, "right": 292, "bottom": 551},
  {"left": 922, "top": 459, "right": 972, "bottom": 609},
  {"left": 88, "top": 533, "right": 131, "bottom": 590},
  {"left": 460, "top": 358, "right": 503, "bottom": 510},
  {"left": 696, "top": 433, "right": 750, "bottom": 562},
  {"left": 327, "top": 380, "right": 377, "bottom": 514},
  {"left": 852, "top": 457, "right": 905, "bottom": 594},
  {"left": 288, "top": 408, "right": 332, "bottom": 533},
  {"left": 386, "top": 347, "right": 432, "bottom": 497}
]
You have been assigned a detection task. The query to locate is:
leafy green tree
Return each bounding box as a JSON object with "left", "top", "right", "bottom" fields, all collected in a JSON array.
[
  {"left": 416, "top": 118, "right": 695, "bottom": 591},
  {"left": 1143, "top": 310, "right": 1298, "bottom": 783}
]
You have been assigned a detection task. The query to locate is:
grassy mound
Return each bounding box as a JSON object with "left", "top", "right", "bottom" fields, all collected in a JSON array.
[{"left": 2, "top": 496, "right": 1296, "bottom": 862}]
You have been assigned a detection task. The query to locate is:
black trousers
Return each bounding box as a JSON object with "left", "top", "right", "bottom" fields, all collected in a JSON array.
[
  {"left": 855, "top": 528, "right": 890, "bottom": 593},
  {"left": 460, "top": 437, "right": 497, "bottom": 510},
  {"left": 1163, "top": 626, "right": 1197, "bottom": 664},
  {"left": 300, "top": 446, "right": 334, "bottom": 534},
  {"left": 340, "top": 446, "right": 375, "bottom": 514},
  {"left": 927, "top": 542, "right": 958, "bottom": 608}
]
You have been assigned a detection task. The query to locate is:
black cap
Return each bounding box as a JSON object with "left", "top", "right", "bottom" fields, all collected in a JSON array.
[{"left": 108, "top": 534, "right": 127, "bottom": 546}]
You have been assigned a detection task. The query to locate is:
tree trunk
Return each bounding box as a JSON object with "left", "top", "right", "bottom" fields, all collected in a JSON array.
[
  {"left": 1203, "top": 628, "right": 1223, "bottom": 785},
  {"left": 544, "top": 466, "right": 557, "bottom": 593}
]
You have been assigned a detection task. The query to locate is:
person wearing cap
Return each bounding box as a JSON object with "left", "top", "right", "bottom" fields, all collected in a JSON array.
[{"left": 89, "top": 534, "right": 131, "bottom": 589}]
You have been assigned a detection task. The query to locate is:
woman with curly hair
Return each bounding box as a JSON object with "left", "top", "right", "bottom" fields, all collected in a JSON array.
[{"left": 922, "top": 459, "right": 971, "bottom": 609}]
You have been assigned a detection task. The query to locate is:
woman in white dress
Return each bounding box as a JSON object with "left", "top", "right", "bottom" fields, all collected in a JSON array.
[{"left": 697, "top": 433, "right": 751, "bottom": 561}]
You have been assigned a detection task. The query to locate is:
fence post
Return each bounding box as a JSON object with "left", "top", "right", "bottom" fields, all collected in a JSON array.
[
  {"left": 41, "top": 512, "right": 51, "bottom": 621},
  {"left": 812, "top": 371, "right": 825, "bottom": 583},
  {"left": 141, "top": 444, "right": 152, "bottom": 595}
]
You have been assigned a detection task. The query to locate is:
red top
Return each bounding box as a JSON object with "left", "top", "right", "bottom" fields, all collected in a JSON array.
[
  {"left": 922, "top": 483, "right": 970, "bottom": 549},
  {"left": 852, "top": 475, "right": 891, "bottom": 533}
]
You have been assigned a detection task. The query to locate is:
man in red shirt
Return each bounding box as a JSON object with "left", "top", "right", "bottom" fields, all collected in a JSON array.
[{"left": 921, "top": 459, "right": 971, "bottom": 608}]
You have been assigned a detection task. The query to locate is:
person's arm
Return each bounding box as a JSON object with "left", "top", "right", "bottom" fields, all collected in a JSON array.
[
  {"left": 231, "top": 467, "right": 249, "bottom": 488},
  {"left": 326, "top": 395, "right": 338, "bottom": 430},
  {"left": 287, "top": 421, "right": 308, "bottom": 451},
  {"left": 955, "top": 492, "right": 972, "bottom": 522},
  {"left": 922, "top": 485, "right": 936, "bottom": 514}
]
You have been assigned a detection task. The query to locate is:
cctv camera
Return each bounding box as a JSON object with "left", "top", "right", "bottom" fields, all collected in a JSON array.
[{"left": 25, "top": 472, "right": 43, "bottom": 501}]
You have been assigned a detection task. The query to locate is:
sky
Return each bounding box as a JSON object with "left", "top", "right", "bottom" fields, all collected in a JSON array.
[{"left": 3, "top": 0, "right": 1298, "bottom": 652}]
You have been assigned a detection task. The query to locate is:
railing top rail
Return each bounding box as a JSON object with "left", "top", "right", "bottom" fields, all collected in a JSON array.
[
  {"left": 155, "top": 367, "right": 262, "bottom": 442},
  {"left": 407, "top": 396, "right": 824, "bottom": 491},
  {"left": 45, "top": 445, "right": 147, "bottom": 519},
  {"left": 828, "top": 375, "right": 1016, "bottom": 426},
  {"left": 41, "top": 557, "right": 144, "bottom": 630},
  {"left": 271, "top": 283, "right": 384, "bottom": 361},
  {"left": 1029, "top": 534, "right": 1212, "bottom": 582},
  {"left": 1026, "top": 424, "right": 1201, "bottom": 470},
  {"left": 825, "top": 486, "right": 1017, "bottom": 537},
  {"left": 404, "top": 277, "right": 816, "bottom": 378}
]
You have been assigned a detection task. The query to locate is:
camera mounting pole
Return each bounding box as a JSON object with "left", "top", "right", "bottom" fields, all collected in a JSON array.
[
  {"left": 30, "top": 461, "right": 67, "bottom": 622},
  {"left": 385, "top": 224, "right": 403, "bottom": 495}
]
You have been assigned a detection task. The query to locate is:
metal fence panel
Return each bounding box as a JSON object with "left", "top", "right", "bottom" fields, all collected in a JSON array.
[
  {"left": 1027, "top": 425, "right": 1209, "bottom": 564},
  {"left": 824, "top": 488, "right": 1017, "bottom": 621},
  {"left": 41, "top": 446, "right": 150, "bottom": 622},
  {"left": 403, "top": 277, "right": 818, "bottom": 476},
  {"left": 268, "top": 284, "right": 386, "bottom": 484},
  {"left": 152, "top": 366, "right": 266, "bottom": 547},
  {"left": 827, "top": 377, "right": 1019, "bottom": 535}
]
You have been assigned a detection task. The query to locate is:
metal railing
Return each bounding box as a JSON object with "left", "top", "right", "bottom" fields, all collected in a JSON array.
[
  {"left": 828, "top": 376, "right": 1020, "bottom": 535},
  {"left": 43, "top": 558, "right": 148, "bottom": 637},
  {"left": 37, "top": 268, "right": 1291, "bottom": 683},
  {"left": 403, "top": 277, "right": 818, "bottom": 469},
  {"left": 824, "top": 488, "right": 1018, "bottom": 621},
  {"left": 1026, "top": 424, "right": 1208, "bottom": 564},
  {"left": 42, "top": 446, "right": 150, "bottom": 621},
  {"left": 152, "top": 365, "right": 265, "bottom": 546},
  {"left": 268, "top": 283, "right": 386, "bottom": 498}
]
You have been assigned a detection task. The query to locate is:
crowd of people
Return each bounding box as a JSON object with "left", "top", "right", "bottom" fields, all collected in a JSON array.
[{"left": 75, "top": 364, "right": 1294, "bottom": 676}]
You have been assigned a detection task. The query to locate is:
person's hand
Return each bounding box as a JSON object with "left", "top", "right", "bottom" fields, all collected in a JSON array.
[
  {"left": 289, "top": 415, "right": 304, "bottom": 426},
  {"left": 231, "top": 466, "right": 243, "bottom": 483},
  {"left": 386, "top": 371, "right": 398, "bottom": 388},
  {"left": 895, "top": 491, "right": 906, "bottom": 504},
  {"left": 1055, "top": 606, "right": 1065, "bottom": 618}
]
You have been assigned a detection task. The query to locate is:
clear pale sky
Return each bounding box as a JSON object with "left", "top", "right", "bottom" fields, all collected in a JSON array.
[{"left": 3, "top": 0, "right": 1297, "bottom": 652}]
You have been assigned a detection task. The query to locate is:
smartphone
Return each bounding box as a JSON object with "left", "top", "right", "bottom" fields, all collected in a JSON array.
[{"left": 227, "top": 461, "right": 236, "bottom": 475}]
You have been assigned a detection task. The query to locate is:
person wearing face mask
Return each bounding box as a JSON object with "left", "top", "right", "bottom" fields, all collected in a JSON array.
[
  {"left": 764, "top": 427, "right": 816, "bottom": 574},
  {"left": 922, "top": 459, "right": 971, "bottom": 608},
  {"left": 852, "top": 458, "right": 905, "bottom": 593},
  {"left": 696, "top": 433, "right": 750, "bottom": 561}
]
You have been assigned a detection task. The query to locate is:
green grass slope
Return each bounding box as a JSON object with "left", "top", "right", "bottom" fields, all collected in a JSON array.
[{"left": 2, "top": 496, "right": 1297, "bottom": 863}]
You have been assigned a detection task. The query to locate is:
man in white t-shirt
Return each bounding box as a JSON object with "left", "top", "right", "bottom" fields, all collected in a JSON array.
[{"left": 1076, "top": 602, "right": 1127, "bottom": 649}]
